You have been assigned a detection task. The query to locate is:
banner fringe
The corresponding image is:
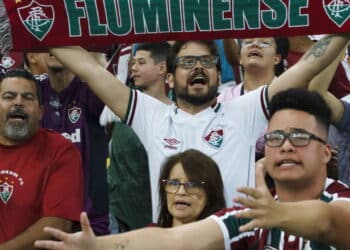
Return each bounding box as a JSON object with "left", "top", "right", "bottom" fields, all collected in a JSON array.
[{"left": 0, "top": 0, "right": 13, "bottom": 57}]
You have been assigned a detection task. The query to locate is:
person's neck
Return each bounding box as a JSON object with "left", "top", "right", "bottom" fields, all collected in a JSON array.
[
  {"left": 243, "top": 68, "right": 275, "bottom": 92},
  {"left": 48, "top": 69, "right": 75, "bottom": 93},
  {"left": 172, "top": 218, "right": 187, "bottom": 227},
  {"left": 274, "top": 176, "right": 326, "bottom": 202},
  {"left": 177, "top": 98, "right": 216, "bottom": 115},
  {"left": 144, "top": 83, "right": 172, "bottom": 105}
]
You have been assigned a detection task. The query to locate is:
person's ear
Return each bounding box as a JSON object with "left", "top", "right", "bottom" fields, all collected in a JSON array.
[
  {"left": 274, "top": 54, "right": 282, "bottom": 65},
  {"left": 167, "top": 73, "right": 175, "bottom": 88},
  {"left": 158, "top": 61, "right": 167, "bottom": 76}
]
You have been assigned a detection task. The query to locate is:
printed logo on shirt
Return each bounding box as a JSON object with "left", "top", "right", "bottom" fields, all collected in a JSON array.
[
  {"left": 0, "top": 170, "right": 24, "bottom": 204},
  {"left": 163, "top": 138, "right": 181, "bottom": 150},
  {"left": 17, "top": 1, "right": 55, "bottom": 41},
  {"left": 323, "top": 0, "right": 350, "bottom": 27},
  {"left": 62, "top": 128, "right": 81, "bottom": 143},
  {"left": 67, "top": 106, "right": 81, "bottom": 124},
  {"left": 204, "top": 128, "right": 224, "bottom": 149},
  {"left": 1, "top": 56, "right": 15, "bottom": 69}
]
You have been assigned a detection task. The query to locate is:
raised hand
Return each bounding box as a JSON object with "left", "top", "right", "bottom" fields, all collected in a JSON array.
[
  {"left": 34, "top": 212, "right": 97, "bottom": 250},
  {"left": 233, "top": 159, "right": 284, "bottom": 232}
]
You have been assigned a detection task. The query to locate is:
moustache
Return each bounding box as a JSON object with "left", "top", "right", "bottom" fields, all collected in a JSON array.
[
  {"left": 6, "top": 106, "right": 29, "bottom": 120},
  {"left": 188, "top": 69, "right": 209, "bottom": 85}
]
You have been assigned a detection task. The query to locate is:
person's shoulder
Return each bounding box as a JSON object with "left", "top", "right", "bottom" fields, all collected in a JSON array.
[
  {"left": 324, "top": 178, "right": 350, "bottom": 199},
  {"left": 38, "top": 128, "right": 75, "bottom": 147}
]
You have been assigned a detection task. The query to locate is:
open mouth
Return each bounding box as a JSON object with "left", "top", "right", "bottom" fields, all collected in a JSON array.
[
  {"left": 276, "top": 159, "right": 301, "bottom": 168},
  {"left": 248, "top": 50, "right": 262, "bottom": 57},
  {"left": 174, "top": 201, "right": 191, "bottom": 207},
  {"left": 7, "top": 112, "right": 28, "bottom": 121},
  {"left": 188, "top": 73, "right": 208, "bottom": 86}
]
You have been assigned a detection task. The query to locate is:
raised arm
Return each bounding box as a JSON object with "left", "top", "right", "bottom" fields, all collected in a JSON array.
[
  {"left": 223, "top": 39, "right": 240, "bottom": 66},
  {"left": 0, "top": 217, "right": 71, "bottom": 250},
  {"left": 35, "top": 212, "right": 225, "bottom": 250},
  {"left": 49, "top": 47, "right": 130, "bottom": 120},
  {"left": 268, "top": 34, "right": 350, "bottom": 102},
  {"left": 308, "top": 46, "right": 349, "bottom": 123}
]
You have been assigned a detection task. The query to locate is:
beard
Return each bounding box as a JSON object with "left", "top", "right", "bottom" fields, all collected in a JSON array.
[
  {"left": 4, "top": 106, "right": 31, "bottom": 141},
  {"left": 4, "top": 120, "right": 30, "bottom": 141},
  {"left": 175, "top": 84, "right": 218, "bottom": 106},
  {"left": 174, "top": 73, "right": 219, "bottom": 106}
]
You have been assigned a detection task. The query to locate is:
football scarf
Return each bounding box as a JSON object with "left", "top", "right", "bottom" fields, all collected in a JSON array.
[{"left": 0, "top": 0, "right": 349, "bottom": 55}]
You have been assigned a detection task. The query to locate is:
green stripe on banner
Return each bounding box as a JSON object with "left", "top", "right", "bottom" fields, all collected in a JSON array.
[{"left": 0, "top": 0, "right": 349, "bottom": 53}]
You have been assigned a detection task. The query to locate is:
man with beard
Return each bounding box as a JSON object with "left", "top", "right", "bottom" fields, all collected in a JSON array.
[
  {"left": 38, "top": 53, "right": 109, "bottom": 235},
  {"left": 48, "top": 34, "right": 349, "bottom": 222},
  {"left": 0, "top": 69, "right": 83, "bottom": 249}
]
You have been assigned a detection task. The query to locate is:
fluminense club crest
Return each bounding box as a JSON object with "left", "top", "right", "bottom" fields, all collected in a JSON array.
[
  {"left": 0, "top": 182, "right": 13, "bottom": 204},
  {"left": 323, "top": 0, "right": 350, "bottom": 27},
  {"left": 68, "top": 106, "right": 81, "bottom": 124},
  {"left": 17, "top": 0, "right": 55, "bottom": 41},
  {"left": 204, "top": 128, "right": 224, "bottom": 149}
]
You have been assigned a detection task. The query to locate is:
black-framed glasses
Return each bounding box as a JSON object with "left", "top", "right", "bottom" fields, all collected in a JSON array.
[
  {"left": 162, "top": 179, "right": 205, "bottom": 195},
  {"left": 241, "top": 39, "right": 273, "bottom": 48},
  {"left": 264, "top": 129, "right": 327, "bottom": 147},
  {"left": 175, "top": 55, "right": 218, "bottom": 69}
]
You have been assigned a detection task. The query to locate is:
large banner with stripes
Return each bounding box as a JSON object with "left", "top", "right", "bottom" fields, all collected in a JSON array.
[{"left": 0, "top": 0, "right": 349, "bottom": 53}]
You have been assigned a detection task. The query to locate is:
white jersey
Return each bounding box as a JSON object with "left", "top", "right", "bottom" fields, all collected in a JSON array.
[{"left": 125, "top": 86, "right": 269, "bottom": 221}]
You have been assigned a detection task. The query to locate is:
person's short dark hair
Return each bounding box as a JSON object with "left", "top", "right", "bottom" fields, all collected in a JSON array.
[
  {"left": 157, "top": 149, "right": 226, "bottom": 227},
  {"left": 0, "top": 68, "right": 42, "bottom": 105},
  {"left": 274, "top": 37, "right": 289, "bottom": 76},
  {"left": 135, "top": 42, "right": 173, "bottom": 73},
  {"left": 268, "top": 88, "right": 331, "bottom": 132},
  {"left": 170, "top": 40, "right": 221, "bottom": 73}
]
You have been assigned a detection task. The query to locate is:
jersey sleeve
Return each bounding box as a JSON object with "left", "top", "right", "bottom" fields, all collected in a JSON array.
[
  {"left": 210, "top": 208, "right": 255, "bottom": 250},
  {"left": 123, "top": 89, "right": 169, "bottom": 147},
  {"left": 42, "top": 139, "right": 83, "bottom": 222}
]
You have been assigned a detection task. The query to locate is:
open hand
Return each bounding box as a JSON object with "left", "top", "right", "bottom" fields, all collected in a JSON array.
[
  {"left": 34, "top": 212, "right": 97, "bottom": 250},
  {"left": 233, "top": 159, "right": 284, "bottom": 232}
]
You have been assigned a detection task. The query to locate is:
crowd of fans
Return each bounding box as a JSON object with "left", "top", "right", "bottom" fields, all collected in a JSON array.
[{"left": 0, "top": 33, "right": 350, "bottom": 250}]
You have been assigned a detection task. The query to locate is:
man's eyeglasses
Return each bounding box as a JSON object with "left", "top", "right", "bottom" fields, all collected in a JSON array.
[
  {"left": 162, "top": 179, "right": 205, "bottom": 195},
  {"left": 264, "top": 129, "right": 327, "bottom": 147},
  {"left": 175, "top": 55, "right": 218, "bottom": 69},
  {"left": 241, "top": 39, "right": 273, "bottom": 48}
]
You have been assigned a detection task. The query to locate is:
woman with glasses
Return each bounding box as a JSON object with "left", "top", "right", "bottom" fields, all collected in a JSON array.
[{"left": 157, "top": 149, "right": 226, "bottom": 227}]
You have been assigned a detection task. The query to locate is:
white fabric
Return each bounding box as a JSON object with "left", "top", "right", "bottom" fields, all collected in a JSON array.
[{"left": 127, "top": 87, "right": 269, "bottom": 221}]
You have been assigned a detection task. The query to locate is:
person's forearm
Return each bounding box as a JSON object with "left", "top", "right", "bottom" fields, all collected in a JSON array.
[
  {"left": 95, "top": 227, "right": 182, "bottom": 250},
  {"left": 279, "top": 200, "right": 350, "bottom": 248},
  {"left": 300, "top": 34, "right": 350, "bottom": 77},
  {"left": 96, "top": 218, "right": 224, "bottom": 250},
  {"left": 0, "top": 217, "right": 71, "bottom": 250},
  {"left": 278, "top": 201, "right": 332, "bottom": 241},
  {"left": 269, "top": 34, "right": 350, "bottom": 99},
  {"left": 49, "top": 46, "right": 130, "bottom": 120},
  {"left": 223, "top": 39, "right": 240, "bottom": 66}
]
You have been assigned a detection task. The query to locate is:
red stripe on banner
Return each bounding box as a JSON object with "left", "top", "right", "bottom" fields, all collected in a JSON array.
[{"left": 1, "top": 0, "right": 349, "bottom": 52}]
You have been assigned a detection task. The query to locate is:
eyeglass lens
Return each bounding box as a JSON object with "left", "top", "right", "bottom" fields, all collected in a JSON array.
[
  {"left": 177, "top": 55, "right": 217, "bottom": 69},
  {"left": 164, "top": 179, "right": 204, "bottom": 194}
]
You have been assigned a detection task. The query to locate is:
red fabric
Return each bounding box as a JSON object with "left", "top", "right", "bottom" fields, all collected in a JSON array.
[
  {"left": 1, "top": 0, "right": 350, "bottom": 51},
  {"left": 0, "top": 129, "right": 83, "bottom": 243},
  {"left": 287, "top": 51, "right": 350, "bottom": 98}
]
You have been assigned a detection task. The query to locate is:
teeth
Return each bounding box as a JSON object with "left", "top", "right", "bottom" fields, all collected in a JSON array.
[{"left": 278, "top": 160, "right": 297, "bottom": 167}]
